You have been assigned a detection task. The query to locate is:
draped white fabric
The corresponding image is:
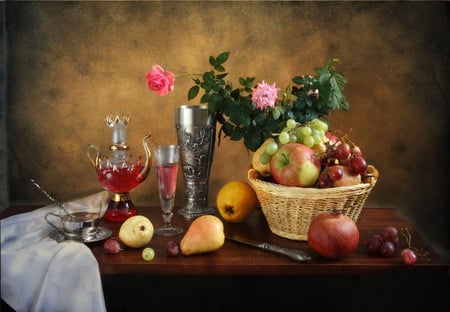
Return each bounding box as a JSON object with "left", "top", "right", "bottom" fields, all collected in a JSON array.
[{"left": 1, "top": 191, "right": 110, "bottom": 312}]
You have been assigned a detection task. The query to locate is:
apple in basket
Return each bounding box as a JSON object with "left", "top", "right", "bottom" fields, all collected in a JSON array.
[{"left": 270, "top": 143, "right": 321, "bottom": 187}]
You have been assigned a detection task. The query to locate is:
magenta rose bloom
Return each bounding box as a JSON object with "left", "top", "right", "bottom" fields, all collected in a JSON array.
[
  {"left": 251, "top": 81, "right": 280, "bottom": 109},
  {"left": 145, "top": 65, "right": 175, "bottom": 96}
]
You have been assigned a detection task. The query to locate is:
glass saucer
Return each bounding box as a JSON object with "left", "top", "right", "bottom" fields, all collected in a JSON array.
[{"left": 49, "top": 226, "right": 112, "bottom": 243}]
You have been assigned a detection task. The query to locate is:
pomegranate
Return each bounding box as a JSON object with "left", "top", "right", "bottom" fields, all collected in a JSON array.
[{"left": 307, "top": 210, "right": 360, "bottom": 259}]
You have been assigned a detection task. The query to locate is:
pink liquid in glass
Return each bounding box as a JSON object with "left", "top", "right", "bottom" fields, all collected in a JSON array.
[{"left": 156, "top": 163, "right": 178, "bottom": 200}]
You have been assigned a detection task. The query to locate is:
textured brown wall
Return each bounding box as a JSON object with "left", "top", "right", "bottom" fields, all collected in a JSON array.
[{"left": 4, "top": 1, "right": 449, "bottom": 250}]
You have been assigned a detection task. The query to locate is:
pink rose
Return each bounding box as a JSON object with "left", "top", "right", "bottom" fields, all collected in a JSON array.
[
  {"left": 145, "top": 65, "right": 175, "bottom": 96},
  {"left": 251, "top": 81, "right": 280, "bottom": 109}
]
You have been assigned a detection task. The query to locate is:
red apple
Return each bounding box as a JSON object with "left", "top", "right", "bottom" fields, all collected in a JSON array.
[{"left": 270, "top": 143, "right": 321, "bottom": 187}]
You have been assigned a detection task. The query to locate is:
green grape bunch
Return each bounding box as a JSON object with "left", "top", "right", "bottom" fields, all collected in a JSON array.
[{"left": 258, "top": 118, "right": 329, "bottom": 166}]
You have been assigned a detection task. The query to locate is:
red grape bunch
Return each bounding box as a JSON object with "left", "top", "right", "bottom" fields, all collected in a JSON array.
[
  {"left": 322, "top": 136, "right": 368, "bottom": 175},
  {"left": 365, "top": 226, "right": 417, "bottom": 265},
  {"left": 366, "top": 226, "right": 399, "bottom": 257},
  {"left": 315, "top": 131, "right": 377, "bottom": 188}
]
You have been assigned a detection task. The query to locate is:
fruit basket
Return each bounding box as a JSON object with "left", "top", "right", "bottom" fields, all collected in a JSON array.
[{"left": 247, "top": 168, "right": 377, "bottom": 241}]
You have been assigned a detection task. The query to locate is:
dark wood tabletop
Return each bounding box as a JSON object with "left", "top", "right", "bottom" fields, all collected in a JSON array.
[
  {"left": 3, "top": 205, "right": 449, "bottom": 312},
  {"left": 4, "top": 205, "right": 446, "bottom": 277},
  {"left": 95, "top": 207, "right": 449, "bottom": 276}
]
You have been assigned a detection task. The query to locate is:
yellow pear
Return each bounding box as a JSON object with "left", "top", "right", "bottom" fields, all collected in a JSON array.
[
  {"left": 251, "top": 137, "right": 275, "bottom": 177},
  {"left": 180, "top": 215, "right": 225, "bottom": 255},
  {"left": 119, "top": 215, "right": 154, "bottom": 248}
]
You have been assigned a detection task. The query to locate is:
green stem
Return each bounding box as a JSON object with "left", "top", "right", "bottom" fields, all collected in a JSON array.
[{"left": 175, "top": 72, "right": 202, "bottom": 78}]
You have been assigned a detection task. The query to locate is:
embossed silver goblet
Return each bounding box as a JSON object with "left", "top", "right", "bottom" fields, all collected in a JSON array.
[{"left": 175, "top": 105, "right": 215, "bottom": 218}]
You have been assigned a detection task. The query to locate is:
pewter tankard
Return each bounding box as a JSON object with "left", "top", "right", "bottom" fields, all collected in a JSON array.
[{"left": 175, "top": 105, "right": 215, "bottom": 218}]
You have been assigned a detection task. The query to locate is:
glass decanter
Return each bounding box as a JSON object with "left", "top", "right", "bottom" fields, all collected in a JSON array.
[{"left": 87, "top": 111, "right": 151, "bottom": 222}]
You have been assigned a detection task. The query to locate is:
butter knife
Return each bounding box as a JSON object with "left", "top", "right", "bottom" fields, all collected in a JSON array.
[{"left": 226, "top": 234, "right": 311, "bottom": 262}]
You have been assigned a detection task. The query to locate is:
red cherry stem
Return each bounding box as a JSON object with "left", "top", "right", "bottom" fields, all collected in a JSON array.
[{"left": 400, "top": 228, "right": 431, "bottom": 262}]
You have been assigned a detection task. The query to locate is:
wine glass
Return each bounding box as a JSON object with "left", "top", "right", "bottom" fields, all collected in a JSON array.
[{"left": 153, "top": 144, "right": 183, "bottom": 236}]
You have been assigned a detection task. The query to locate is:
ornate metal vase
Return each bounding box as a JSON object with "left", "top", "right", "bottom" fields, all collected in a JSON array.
[{"left": 175, "top": 105, "right": 215, "bottom": 218}]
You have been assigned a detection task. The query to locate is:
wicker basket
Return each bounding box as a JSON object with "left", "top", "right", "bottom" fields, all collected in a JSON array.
[{"left": 247, "top": 168, "right": 377, "bottom": 241}]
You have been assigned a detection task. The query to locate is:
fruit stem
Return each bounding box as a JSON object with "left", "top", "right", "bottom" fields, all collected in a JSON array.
[
  {"left": 400, "top": 228, "right": 431, "bottom": 262},
  {"left": 328, "top": 208, "right": 343, "bottom": 215}
]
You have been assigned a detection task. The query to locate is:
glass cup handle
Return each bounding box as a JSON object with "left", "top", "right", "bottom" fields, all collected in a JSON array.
[{"left": 45, "top": 212, "right": 62, "bottom": 232}]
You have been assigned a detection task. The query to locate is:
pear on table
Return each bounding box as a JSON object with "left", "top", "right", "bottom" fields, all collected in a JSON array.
[
  {"left": 180, "top": 215, "right": 225, "bottom": 255},
  {"left": 118, "top": 215, "right": 154, "bottom": 248}
]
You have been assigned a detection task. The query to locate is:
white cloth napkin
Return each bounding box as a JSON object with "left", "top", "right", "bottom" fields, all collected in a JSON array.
[{"left": 1, "top": 191, "right": 110, "bottom": 312}]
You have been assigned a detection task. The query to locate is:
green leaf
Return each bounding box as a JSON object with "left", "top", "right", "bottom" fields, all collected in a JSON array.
[
  {"left": 254, "top": 113, "right": 266, "bottom": 125},
  {"left": 272, "top": 107, "right": 281, "bottom": 120},
  {"left": 214, "top": 64, "right": 225, "bottom": 72},
  {"left": 188, "top": 86, "right": 200, "bottom": 100},
  {"left": 200, "top": 83, "right": 211, "bottom": 93},
  {"left": 221, "top": 122, "right": 235, "bottom": 136},
  {"left": 208, "top": 101, "right": 216, "bottom": 113},
  {"left": 210, "top": 93, "right": 223, "bottom": 103},
  {"left": 243, "top": 132, "right": 263, "bottom": 152},
  {"left": 229, "top": 127, "right": 244, "bottom": 140},
  {"left": 217, "top": 113, "right": 226, "bottom": 124},
  {"left": 247, "top": 77, "right": 256, "bottom": 84},
  {"left": 341, "top": 98, "right": 350, "bottom": 111},
  {"left": 209, "top": 56, "right": 216, "bottom": 67},
  {"left": 315, "top": 67, "right": 327, "bottom": 76},
  {"left": 292, "top": 76, "right": 305, "bottom": 85},
  {"left": 203, "top": 71, "right": 216, "bottom": 85},
  {"left": 216, "top": 51, "right": 230, "bottom": 65},
  {"left": 231, "top": 111, "right": 251, "bottom": 128},
  {"left": 200, "top": 93, "right": 211, "bottom": 104},
  {"left": 319, "top": 72, "right": 331, "bottom": 86},
  {"left": 217, "top": 73, "right": 228, "bottom": 80},
  {"left": 333, "top": 72, "right": 348, "bottom": 90}
]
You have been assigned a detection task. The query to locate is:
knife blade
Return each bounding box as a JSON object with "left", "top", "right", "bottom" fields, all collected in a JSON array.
[{"left": 226, "top": 234, "right": 311, "bottom": 262}]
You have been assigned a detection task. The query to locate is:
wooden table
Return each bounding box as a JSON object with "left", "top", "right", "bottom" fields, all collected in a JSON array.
[
  {"left": 1, "top": 206, "right": 448, "bottom": 276},
  {"left": 2, "top": 206, "right": 449, "bottom": 311},
  {"left": 87, "top": 207, "right": 448, "bottom": 276}
]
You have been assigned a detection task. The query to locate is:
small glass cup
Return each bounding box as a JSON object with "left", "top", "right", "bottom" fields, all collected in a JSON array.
[{"left": 153, "top": 144, "right": 183, "bottom": 236}]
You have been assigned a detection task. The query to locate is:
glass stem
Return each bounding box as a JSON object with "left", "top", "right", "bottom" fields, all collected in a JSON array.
[{"left": 162, "top": 211, "right": 173, "bottom": 227}]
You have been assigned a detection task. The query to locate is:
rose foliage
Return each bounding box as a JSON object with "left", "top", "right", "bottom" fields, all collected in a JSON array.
[{"left": 146, "top": 52, "right": 350, "bottom": 152}]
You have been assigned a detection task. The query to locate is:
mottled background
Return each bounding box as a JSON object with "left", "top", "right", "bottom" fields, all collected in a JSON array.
[{"left": 1, "top": 1, "right": 449, "bottom": 253}]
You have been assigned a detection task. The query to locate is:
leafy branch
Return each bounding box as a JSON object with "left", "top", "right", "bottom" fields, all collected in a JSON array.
[{"left": 187, "top": 52, "right": 350, "bottom": 152}]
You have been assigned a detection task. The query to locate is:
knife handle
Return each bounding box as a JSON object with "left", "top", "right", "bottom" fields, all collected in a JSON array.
[{"left": 263, "top": 243, "right": 311, "bottom": 262}]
